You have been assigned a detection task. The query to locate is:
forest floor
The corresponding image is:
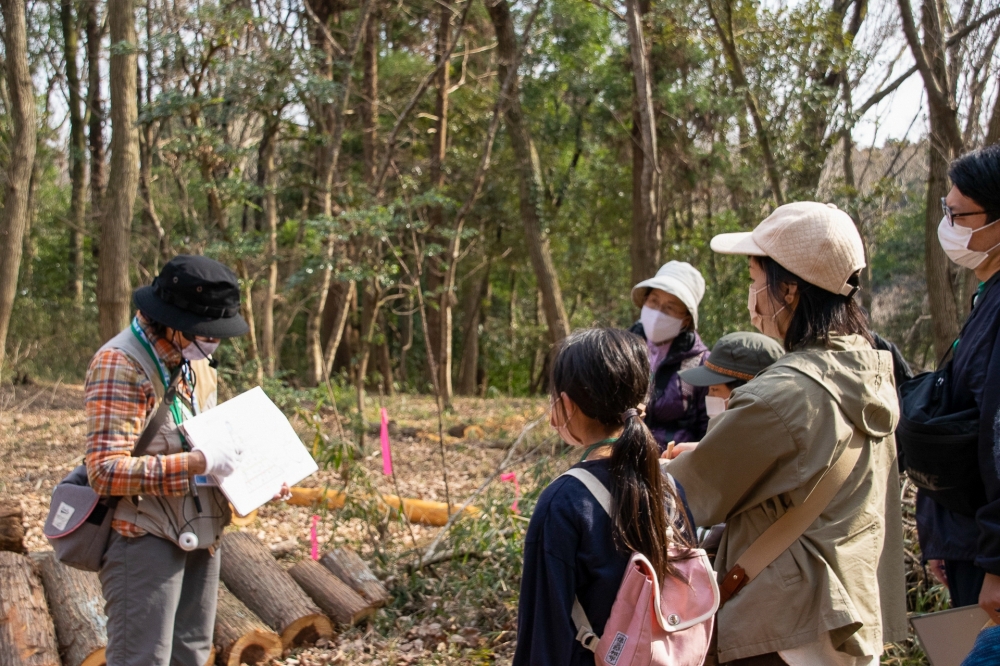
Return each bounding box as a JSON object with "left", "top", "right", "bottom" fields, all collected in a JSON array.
[{"left": 0, "top": 381, "right": 942, "bottom": 665}]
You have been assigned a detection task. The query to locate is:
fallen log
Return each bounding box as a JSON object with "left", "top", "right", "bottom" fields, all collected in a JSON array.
[
  {"left": 219, "top": 532, "right": 332, "bottom": 649},
  {"left": 36, "top": 551, "right": 107, "bottom": 666},
  {"left": 214, "top": 585, "right": 282, "bottom": 666},
  {"left": 288, "top": 487, "right": 479, "bottom": 526},
  {"left": 319, "top": 547, "right": 391, "bottom": 608},
  {"left": 229, "top": 506, "right": 257, "bottom": 527},
  {"left": 0, "top": 551, "right": 60, "bottom": 666},
  {"left": 0, "top": 498, "right": 26, "bottom": 553},
  {"left": 289, "top": 559, "right": 375, "bottom": 626}
]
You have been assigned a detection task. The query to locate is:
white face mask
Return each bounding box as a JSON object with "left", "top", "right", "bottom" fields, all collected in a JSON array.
[
  {"left": 641, "top": 305, "right": 685, "bottom": 344},
  {"left": 937, "top": 215, "right": 1000, "bottom": 270},
  {"left": 705, "top": 396, "right": 728, "bottom": 419},
  {"left": 181, "top": 338, "right": 220, "bottom": 361},
  {"left": 748, "top": 285, "right": 786, "bottom": 339}
]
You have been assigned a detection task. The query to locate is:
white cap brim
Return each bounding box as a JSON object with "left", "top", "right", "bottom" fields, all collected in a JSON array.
[{"left": 710, "top": 232, "right": 767, "bottom": 256}]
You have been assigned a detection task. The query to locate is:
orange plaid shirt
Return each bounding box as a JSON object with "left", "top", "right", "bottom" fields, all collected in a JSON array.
[{"left": 84, "top": 313, "right": 197, "bottom": 537}]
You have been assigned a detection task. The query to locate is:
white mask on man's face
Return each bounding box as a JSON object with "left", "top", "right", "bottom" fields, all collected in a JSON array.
[
  {"left": 705, "top": 396, "right": 728, "bottom": 419},
  {"left": 181, "top": 338, "right": 220, "bottom": 361},
  {"left": 641, "top": 306, "right": 685, "bottom": 344},
  {"left": 937, "top": 215, "right": 1000, "bottom": 270}
]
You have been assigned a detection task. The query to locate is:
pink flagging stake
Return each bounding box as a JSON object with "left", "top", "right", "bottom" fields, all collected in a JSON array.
[
  {"left": 501, "top": 472, "right": 520, "bottom": 514},
  {"left": 380, "top": 407, "right": 393, "bottom": 476},
  {"left": 310, "top": 515, "right": 320, "bottom": 560}
]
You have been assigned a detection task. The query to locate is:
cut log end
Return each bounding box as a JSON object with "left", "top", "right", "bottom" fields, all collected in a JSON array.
[
  {"left": 279, "top": 614, "right": 333, "bottom": 649},
  {"left": 221, "top": 630, "right": 281, "bottom": 666},
  {"left": 289, "top": 558, "right": 376, "bottom": 626},
  {"left": 80, "top": 649, "right": 106, "bottom": 666},
  {"left": 0, "top": 498, "right": 26, "bottom": 554}
]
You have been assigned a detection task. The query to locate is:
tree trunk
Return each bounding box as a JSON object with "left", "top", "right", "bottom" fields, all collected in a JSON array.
[
  {"left": 98, "top": 0, "right": 140, "bottom": 343},
  {"left": 431, "top": 1, "right": 455, "bottom": 405},
  {"left": 139, "top": 9, "right": 166, "bottom": 269},
  {"left": 0, "top": 499, "right": 25, "bottom": 553},
  {"left": 219, "top": 532, "right": 333, "bottom": 649},
  {"left": 986, "top": 78, "right": 1000, "bottom": 145},
  {"left": 361, "top": 10, "right": 379, "bottom": 184},
  {"left": 377, "top": 310, "right": 394, "bottom": 396},
  {"left": 288, "top": 559, "right": 375, "bottom": 626},
  {"left": 214, "top": 585, "right": 282, "bottom": 666},
  {"left": 36, "top": 552, "right": 107, "bottom": 666},
  {"left": 924, "top": 130, "right": 962, "bottom": 358},
  {"left": 457, "top": 266, "right": 489, "bottom": 395},
  {"left": 708, "top": 0, "right": 784, "bottom": 206},
  {"left": 0, "top": 552, "right": 60, "bottom": 666},
  {"left": 236, "top": 260, "right": 264, "bottom": 385},
  {"left": 322, "top": 279, "right": 356, "bottom": 378},
  {"left": 306, "top": 0, "right": 373, "bottom": 387},
  {"left": 897, "top": 0, "right": 967, "bottom": 357},
  {"left": 0, "top": 0, "right": 37, "bottom": 378},
  {"left": 319, "top": 547, "right": 392, "bottom": 607},
  {"left": 625, "top": 0, "right": 660, "bottom": 289},
  {"left": 86, "top": 0, "right": 106, "bottom": 212},
  {"left": 486, "top": 0, "right": 570, "bottom": 345},
  {"left": 259, "top": 119, "right": 279, "bottom": 377},
  {"left": 61, "top": 0, "right": 87, "bottom": 306}
]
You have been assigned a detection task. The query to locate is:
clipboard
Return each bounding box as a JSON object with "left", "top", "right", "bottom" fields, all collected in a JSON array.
[
  {"left": 180, "top": 386, "right": 318, "bottom": 516},
  {"left": 910, "top": 605, "right": 992, "bottom": 666}
]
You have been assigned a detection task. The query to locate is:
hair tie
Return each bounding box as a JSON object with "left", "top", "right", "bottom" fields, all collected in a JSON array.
[{"left": 621, "top": 408, "right": 640, "bottom": 423}]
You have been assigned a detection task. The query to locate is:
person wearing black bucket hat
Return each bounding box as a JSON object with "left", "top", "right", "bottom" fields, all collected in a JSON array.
[{"left": 83, "top": 255, "right": 283, "bottom": 666}]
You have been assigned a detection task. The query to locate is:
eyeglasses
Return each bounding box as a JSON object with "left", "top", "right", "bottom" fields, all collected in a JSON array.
[{"left": 941, "top": 197, "right": 987, "bottom": 227}]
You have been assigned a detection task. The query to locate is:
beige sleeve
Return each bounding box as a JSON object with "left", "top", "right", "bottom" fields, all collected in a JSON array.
[{"left": 667, "top": 388, "right": 799, "bottom": 527}]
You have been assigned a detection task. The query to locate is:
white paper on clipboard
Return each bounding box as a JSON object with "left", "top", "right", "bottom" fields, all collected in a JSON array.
[{"left": 180, "top": 386, "right": 318, "bottom": 516}]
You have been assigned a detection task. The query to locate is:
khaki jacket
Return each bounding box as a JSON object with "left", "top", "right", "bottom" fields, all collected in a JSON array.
[{"left": 668, "top": 335, "right": 906, "bottom": 662}]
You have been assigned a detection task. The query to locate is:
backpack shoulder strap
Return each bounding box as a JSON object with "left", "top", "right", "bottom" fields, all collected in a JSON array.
[
  {"left": 558, "top": 467, "right": 610, "bottom": 653},
  {"left": 561, "top": 468, "right": 611, "bottom": 516},
  {"left": 718, "top": 427, "right": 866, "bottom": 606}
]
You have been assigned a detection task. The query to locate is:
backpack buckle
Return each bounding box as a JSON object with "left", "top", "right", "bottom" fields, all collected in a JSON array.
[{"left": 576, "top": 626, "right": 600, "bottom": 652}]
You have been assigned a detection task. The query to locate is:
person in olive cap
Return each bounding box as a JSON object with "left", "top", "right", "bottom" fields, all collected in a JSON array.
[
  {"left": 85, "top": 255, "right": 287, "bottom": 666},
  {"left": 679, "top": 331, "right": 785, "bottom": 417}
]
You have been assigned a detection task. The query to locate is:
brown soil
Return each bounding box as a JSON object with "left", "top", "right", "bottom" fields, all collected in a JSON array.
[{"left": 0, "top": 382, "right": 546, "bottom": 665}]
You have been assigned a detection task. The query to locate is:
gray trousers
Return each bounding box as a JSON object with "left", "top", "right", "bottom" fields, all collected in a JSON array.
[{"left": 100, "top": 531, "right": 219, "bottom": 666}]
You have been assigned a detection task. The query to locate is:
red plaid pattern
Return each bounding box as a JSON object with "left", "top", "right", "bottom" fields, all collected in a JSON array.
[{"left": 85, "top": 314, "right": 195, "bottom": 537}]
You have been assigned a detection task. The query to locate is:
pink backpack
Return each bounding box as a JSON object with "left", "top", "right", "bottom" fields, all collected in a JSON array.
[{"left": 562, "top": 468, "right": 719, "bottom": 666}]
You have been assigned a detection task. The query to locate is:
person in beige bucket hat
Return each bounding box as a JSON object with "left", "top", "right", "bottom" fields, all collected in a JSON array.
[{"left": 668, "top": 202, "right": 906, "bottom": 665}]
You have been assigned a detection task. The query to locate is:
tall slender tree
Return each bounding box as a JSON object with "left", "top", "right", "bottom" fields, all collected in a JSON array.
[
  {"left": 61, "top": 0, "right": 87, "bottom": 305},
  {"left": 486, "top": 0, "right": 570, "bottom": 345},
  {"left": 98, "top": 0, "right": 140, "bottom": 342}
]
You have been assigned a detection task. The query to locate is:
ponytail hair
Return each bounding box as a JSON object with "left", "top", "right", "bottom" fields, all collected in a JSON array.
[{"left": 550, "top": 328, "right": 692, "bottom": 580}]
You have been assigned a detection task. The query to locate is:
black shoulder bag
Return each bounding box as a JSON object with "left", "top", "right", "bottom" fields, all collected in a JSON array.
[{"left": 896, "top": 346, "right": 985, "bottom": 517}]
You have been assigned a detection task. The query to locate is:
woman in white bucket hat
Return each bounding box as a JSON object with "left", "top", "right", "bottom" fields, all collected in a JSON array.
[
  {"left": 668, "top": 203, "right": 906, "bottom": 665},
  {"left": 629, "top": 261, "right": 711, "bottom": 451}
]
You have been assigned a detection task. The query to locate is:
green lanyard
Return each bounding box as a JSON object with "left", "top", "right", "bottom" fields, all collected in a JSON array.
[
  {"left": 130, "top": 320, "right": 190, "bottom": 447},
  {"left": 579, "top": 438, "right": 618, "bottom": 463}
]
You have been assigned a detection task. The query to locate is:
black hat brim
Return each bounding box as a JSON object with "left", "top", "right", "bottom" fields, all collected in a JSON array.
[
  {"left": 677, "top": 364, "right": 737, "bottom": 387},
  {"left": 134, "top": 285, "right": 250, "bottom": 338}
]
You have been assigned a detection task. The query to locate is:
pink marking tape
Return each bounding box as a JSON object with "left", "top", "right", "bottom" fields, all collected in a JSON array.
[
  {"left": 500, "top": 472, "right": 520, "bottom": 514},
  {"left": 380, "top": 407, "right": 393, "bottom": 476}
]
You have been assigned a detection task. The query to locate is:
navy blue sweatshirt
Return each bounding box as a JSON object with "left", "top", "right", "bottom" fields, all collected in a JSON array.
[
  {"left": 512, "top": 458, "right": 694, "bottom": 666},
  {"left": 959, "top": 273, "right": 1000, "bottom": 574},
  {"left": 917, "top": 272, "right": 1000, "bottom": 571}
]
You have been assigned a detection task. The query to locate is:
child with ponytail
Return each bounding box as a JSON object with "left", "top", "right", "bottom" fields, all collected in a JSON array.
[{"left": 513, "top": 328, "right": 695, "bottom": 666}]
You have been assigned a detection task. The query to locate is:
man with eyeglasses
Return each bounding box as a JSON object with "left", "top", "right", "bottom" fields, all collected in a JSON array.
[{"left": 917, "top": 144, "right": 1000, "bottom": 622}]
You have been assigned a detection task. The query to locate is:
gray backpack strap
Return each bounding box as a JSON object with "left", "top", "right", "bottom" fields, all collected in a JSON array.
[{"left": 559, "top": 467, "right": 612, "bottom": 652}]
